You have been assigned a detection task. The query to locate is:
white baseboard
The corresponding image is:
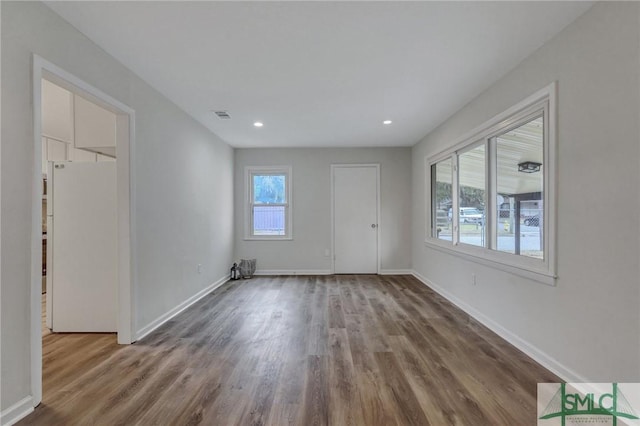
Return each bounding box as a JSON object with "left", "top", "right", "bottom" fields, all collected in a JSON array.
[
  {"left": 135, "top": 275, "right": 230, "bottom": 341},
  {"left": 379, "top": 269, "right": 413, "bottom": 275},
  {"left": 253, "top": 270, "right": 412, "bottom": 276},
  {"left": 1, "top": 396, "right": 34, "bottom": 426},
  {"left": 411, "top": 270, "right": 588, "bottom": 383},
  {"left": 253, "top": 269, "right": 332, "bottom": 276}
]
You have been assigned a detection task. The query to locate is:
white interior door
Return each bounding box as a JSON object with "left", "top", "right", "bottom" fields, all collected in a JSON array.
[
  {"left": 51, "top": 161, "right": 117, "bottom": 332},
  {"left": 333, "top": 165, "right": 379, "bottom": 274}
]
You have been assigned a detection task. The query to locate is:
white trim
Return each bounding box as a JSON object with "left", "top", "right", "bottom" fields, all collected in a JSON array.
[
  {"left": 452, "top": 155, "right": 459, "bottom": 245},
  {"left": 488, "top": 138, "right": 498, "bottom": 250},
  {"left": 243, "top": 237, "right": 293, "bottom": 241},
  {"left": 330, "top": 163, "right": 381, "bottom": 274},
  {"left": 331, "top": 166, "right": 335, "bottom": 272},
  {"left": 135, "top": 275, "right": 229, "bottom": 341},
  {"left": 411, "top": 270, "right": 589, "bottom": 383},
  {"left": 1, "top": 396, "right": 34, "bottom": 426},
  {"left": 244, "top": 165, "right": 293, "bottom": 240},
  {"left": 378, "top": 269, "right": 413, "bottom": 275},
  {"left": 428, "top": 82, "right": 556, "bottom": 162},
  {"left": 31, "top": 55, "right": 137, "bottom": 407},
  {"left": 253, "top": 269, "right": 332, "bottom": 276},
  {"left": 546, "top": 83, "right": 558, "bottom": 280},
  {"left": 116, "top": 112, "right": 136, "bottom": 344},
  {"left": 424, "top": 240, "right": 555, "bottom": 286},
  {"left": 376, "top": 165, "right": 382, "bottom": 274},
  {"left": 31, "top": 58, "right": 44, "bottom": 408},
  {"left": 0, "top": 3, "right": 3, "bottom": 419}
]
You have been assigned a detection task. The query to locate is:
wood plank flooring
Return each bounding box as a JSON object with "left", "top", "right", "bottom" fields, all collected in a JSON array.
[
  {"left": 42, "top": 294, "right": 51, "bottom": 337},
  {"left": 21, "top": 275, "right": 559, "bottom": 425}
]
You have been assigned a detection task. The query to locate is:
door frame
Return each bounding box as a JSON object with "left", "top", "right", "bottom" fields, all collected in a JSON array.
[
  {"left": 30, "top": 54, "right": 137, "bottom": 405},
  {"left": 330, "top": 164, "right": 381, "bottom": 274}
]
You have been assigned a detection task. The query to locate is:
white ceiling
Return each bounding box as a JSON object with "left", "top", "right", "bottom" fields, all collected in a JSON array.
[{"left": 45, "top": 1, "right": 592, "bottom": 148}]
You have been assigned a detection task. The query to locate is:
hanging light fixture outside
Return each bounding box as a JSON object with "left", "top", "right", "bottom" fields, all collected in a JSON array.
[{"left": 518, "top": 161, "right": 542, "bottom": 173}]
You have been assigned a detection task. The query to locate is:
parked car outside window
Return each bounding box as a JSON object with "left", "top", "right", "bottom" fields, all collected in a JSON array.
[{"left": 459, "top": 207, "right": 483, "bottom": 224}]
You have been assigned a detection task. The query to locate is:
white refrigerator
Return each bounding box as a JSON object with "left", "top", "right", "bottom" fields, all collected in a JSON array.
[{"left": 46, "top": 161, "right": 117, "bottom": 332}]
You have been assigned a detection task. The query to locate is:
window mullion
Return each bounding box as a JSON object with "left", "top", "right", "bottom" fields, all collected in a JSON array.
[
  {"left": 452, "top": 154, "right": 459, "bottom": 246},
  {"left": 488, "top": 137, "right": 497, "bottom": 250},
  {"left": 543, "top": 102, "right": 550, "bottom": 263},
  {"left": 430, "top": 164, "right": 435, "bottom": 237}
]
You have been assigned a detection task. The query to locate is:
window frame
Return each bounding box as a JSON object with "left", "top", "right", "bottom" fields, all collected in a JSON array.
[
  {"left": 244, "top": 165, "right": 293, "bottom": 240},
  {"left": 425, "top": 83, "right": 557, "bottom": 285},
  {"left": 430, "top": 156, "right": 454, "bottom": 242},
  {"left": 456, "top": 139, "right": 489, "bottom": 248}
]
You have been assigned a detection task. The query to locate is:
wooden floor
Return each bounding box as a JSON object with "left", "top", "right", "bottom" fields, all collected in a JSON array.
[
  {"left": 42, "top": 294, "right": 51, "bottom": 337},
  {"left": 22, "top": 275, "right": 558, "bottom": 425}
]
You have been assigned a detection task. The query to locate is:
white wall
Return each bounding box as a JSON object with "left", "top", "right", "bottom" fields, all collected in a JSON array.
[
  {"left": 1, "top": 1, "right": 234, "bottom": 415},
  {"left": 412, "top": 2, "right": 640, "bottom": 382},
  {"left": 235, "top": 148, "right": 412, "bottom": 273}
]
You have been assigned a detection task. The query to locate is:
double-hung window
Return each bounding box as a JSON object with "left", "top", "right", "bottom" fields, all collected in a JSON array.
[
  {"left": 427, "top": 83, "right": 556, "bottom": 283},
  {"left": 245, "top": 166, "right": 292, "bottom": 240}
]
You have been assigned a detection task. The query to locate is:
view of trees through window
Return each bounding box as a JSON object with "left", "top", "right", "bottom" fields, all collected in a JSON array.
[
  {"left": 252, "top": 174, "right": 287, "bottom": 236},
  {"left": 253, "top": 175, "right": 286, "bottom": 204}
]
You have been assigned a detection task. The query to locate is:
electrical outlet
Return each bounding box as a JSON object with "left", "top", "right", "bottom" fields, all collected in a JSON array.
[
  {"left": 197, "top": 264, "right": 202, "bottom": 274},
  {"left": 471, "top": 273, "right": 476, "bottom": 285}
]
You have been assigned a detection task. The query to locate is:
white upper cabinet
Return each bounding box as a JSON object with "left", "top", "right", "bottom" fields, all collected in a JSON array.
[
  {"left": 42, "top": 80, "right": 73, "bottom": 143},
  {"left": 69, "top": 146, "right": 97, "bottom": 162},
  {"left": 97, "top": 154, "right": 116, "bottom": 162},
  {"left": 74, "top": 94, "right": 116, "bottom": 149},
  {"left": 47, "top": 138, "right": 68, "bottom": 162},
  {"left": 41, "top": 80, "right": 117, "bottom": 176}
]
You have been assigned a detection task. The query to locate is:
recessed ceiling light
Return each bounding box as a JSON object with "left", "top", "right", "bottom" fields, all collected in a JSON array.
[
  {"left": 254, "top": 122, "right": 264, "bottom": 127},
  {"left": 383, "top": 120, "right": 392, "bottom": 125}
]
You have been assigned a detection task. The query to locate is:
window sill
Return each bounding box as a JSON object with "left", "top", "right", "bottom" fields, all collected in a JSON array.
[
  {"left": 424, "top": 238, "right": 556, "bottom": 286},
  {"left": 244, "top": 236, "right": 293, "bottom": 241}
]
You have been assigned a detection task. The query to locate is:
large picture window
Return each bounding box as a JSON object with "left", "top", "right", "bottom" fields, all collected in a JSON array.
[
  {"left": 245, "top": 166, "right": 292, "bottom": 239},
  {"left": 427, "top": 84, "right": 556, "bottom": 283}
]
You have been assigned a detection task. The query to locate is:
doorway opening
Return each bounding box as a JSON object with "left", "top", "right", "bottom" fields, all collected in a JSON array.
[
  {"left": 42, "top": 78, "right": 118, "bottom": 335},
  {"left": 31, "top": 55, "right": 135, "bottom": 407}
]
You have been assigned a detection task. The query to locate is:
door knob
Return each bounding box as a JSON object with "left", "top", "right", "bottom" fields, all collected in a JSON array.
[{"left": 371, "top": 224, "right": 377, "bottom": 228}]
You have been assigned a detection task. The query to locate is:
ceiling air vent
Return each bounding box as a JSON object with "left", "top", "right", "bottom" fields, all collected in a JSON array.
[{"left": 213, "top": 111, "right": 231, "bottom": 119}]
